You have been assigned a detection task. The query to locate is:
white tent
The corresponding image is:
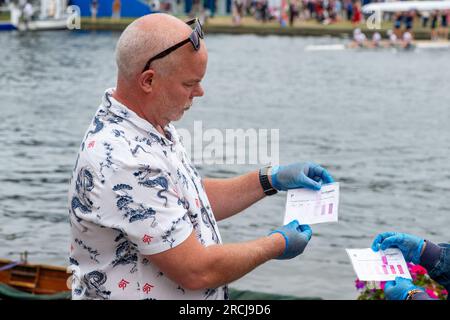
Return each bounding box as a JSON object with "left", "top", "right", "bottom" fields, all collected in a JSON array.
[{"left": 362, "top": 0, "right": 450, "bottom": 13}]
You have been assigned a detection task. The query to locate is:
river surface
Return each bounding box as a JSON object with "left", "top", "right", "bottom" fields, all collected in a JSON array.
[{"left": 0, "top": 30, "right": 449, "bottom": 299}]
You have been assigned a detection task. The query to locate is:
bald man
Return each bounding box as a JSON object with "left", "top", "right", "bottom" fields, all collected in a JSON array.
[{"left": 68, "top": 14, "right": 333, "bottom": 300}]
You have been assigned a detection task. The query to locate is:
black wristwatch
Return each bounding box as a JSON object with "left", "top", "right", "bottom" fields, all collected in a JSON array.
[{"left": 259, "top": 166, "right": 278, "bottom": 196}]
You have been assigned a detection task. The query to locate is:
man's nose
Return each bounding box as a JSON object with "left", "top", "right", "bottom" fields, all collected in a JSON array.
[{"left": 193, "top": 84, "right": 204, "bottom": 97}]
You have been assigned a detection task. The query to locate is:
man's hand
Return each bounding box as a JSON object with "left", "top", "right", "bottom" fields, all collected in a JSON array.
[
  {"left": 269, "top": 220, "right": 312, "bottom": 259},
  {"left": 371, "top": 232, "right": 425, "bottom": 264},
  {"left": 270, "top": 162, "right": 334, "bottom": 191},
  {"left": 384, "top": 277, "right": 425, "bottom": 300}
]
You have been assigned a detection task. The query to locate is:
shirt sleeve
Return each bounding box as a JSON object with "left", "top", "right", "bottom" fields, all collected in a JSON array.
[
  {"left": 89, "top": 159, "right": 193, "bottom": 256},
  {"left": 420, "top": 240, "right": 442, "bottom": 271},
  {"left": 426, "top": 243, "right": 450, "bottom": 296}
]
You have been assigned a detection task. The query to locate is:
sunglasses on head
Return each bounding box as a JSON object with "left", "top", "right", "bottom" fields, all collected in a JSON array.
[{"left": 142, "top": 18, "right": 204, "bottom": 73}]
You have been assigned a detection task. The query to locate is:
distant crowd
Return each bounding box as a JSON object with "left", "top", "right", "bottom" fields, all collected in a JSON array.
[
  {"left": 231, "top": 0, "right": 364, "bottom": 26},
  {"left": 230, "top": 0, "right": 449, "bottom": 30}
]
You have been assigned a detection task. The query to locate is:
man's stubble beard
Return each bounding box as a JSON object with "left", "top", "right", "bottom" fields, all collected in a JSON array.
[
  {"left": 160, "top": 91, "right": 192, "bottom": 122},
  {"left": 184, "top": 99, "right": 193, "bottom": 111}
]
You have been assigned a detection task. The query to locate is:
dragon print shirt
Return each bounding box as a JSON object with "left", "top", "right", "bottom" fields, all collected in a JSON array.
[{"left": 68, "top": 88, "right": 227, "bottom": 300}]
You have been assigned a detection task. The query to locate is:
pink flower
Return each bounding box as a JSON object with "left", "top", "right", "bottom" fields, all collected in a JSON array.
[
  {"left": 410, "top": 265, "right": 427, "bottom": 275},
  {"left": 380, "top": 281, "right": 386, "bottom": 290},
  {"left": 441, "top": 289, "right": 448, "bottom": 296},
  {"left": 425, "top": 288, "right": 438, "bottom": 299},
  {"left": 355, "top": 279, "right": 365, "bottom": 290}
]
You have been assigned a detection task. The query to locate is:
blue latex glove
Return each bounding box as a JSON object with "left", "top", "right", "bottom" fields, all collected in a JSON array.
[
  {"left": 269, "top": 220, "right": 312, "bottom": 260},
  {"left": 371, "top": 232, "right": 425, "bottom": 264},
  {"left": 384, "top": 277, "right": 425, "bottom": 300},
  {"left": 270, "top": 162, "right": 334, "bottom": 191}
]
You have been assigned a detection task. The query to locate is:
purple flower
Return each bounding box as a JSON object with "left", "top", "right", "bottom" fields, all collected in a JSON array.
[{"left": 355, "top": 279, "right": 365, "bottom": 290}]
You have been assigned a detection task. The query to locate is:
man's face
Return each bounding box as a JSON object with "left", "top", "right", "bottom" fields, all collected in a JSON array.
[{"left": 152, "top": 44, "right": 208, "bottom": 124}]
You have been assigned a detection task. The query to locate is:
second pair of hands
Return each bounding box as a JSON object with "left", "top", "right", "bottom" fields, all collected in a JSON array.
[{"left": 372, "top": 232, "right": 427, "bottom": 299}]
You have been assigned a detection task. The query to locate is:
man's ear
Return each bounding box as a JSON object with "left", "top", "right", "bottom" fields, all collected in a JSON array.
[{"left": 139, "top": 70, "right": 155, "bottom": 93}]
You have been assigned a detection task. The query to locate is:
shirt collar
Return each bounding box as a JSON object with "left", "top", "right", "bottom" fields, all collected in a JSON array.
[{"left": 102, "top": 88, "right": 175, "bottom": 146}]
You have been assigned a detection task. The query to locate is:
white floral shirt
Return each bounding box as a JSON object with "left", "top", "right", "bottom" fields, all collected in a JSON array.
[{"left": 68, "top": 88, "right": 227, "bottom": 300}]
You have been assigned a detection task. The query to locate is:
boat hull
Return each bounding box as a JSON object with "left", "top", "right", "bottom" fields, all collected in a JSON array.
[
  {"left": 16, "top": 19, "right": 68, "bottom": 31},
  {"left": 0, "top": 22, "right": 16, "bottom": 31}
]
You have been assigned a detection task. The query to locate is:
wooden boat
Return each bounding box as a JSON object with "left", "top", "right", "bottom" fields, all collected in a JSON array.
[
  {"left": 0, "top": 257, "right": 319, "bottom": 300},
  {"left": 0, "top": 257, "right": 70, "bottom": 299}
]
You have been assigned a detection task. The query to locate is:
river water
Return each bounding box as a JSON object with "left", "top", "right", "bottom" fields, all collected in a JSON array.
[{"left": 0, "top": 30, "right": 449, "bottom": 299}]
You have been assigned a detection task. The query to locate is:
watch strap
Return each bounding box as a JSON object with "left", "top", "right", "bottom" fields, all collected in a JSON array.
[{"left": 259, "top": 167, "right": 278, "bottom": 196}]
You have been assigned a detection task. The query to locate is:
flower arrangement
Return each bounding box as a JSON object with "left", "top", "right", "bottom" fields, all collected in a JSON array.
[{"left": 355, "top": 263, "right": 448, "bottom": 300}]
